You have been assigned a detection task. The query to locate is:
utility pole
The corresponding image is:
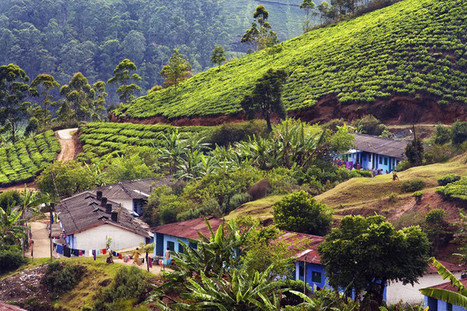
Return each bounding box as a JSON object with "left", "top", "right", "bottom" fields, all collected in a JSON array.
[
  {"left": 303, "top": 255, "right": 307, "bottom": 300},
  {"left": 49, "top": 203, "right": 54, "bottom": 261}
]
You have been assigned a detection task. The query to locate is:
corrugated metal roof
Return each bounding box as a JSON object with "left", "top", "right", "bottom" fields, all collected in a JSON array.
[
  {"left": 277, "top": 231, "right": 325, "bottom": 265},
  {"left": 423, "top": 278, "right": 467, "bottom": 292},
  {"left": 352, "top": 133, "right": 410, "bottom": 159},
  {"left": 56, "top": 191, "right": 151, "bottom": 238},
  {"left": 151, "top": 217, "right": 224, "bottom": 240}
]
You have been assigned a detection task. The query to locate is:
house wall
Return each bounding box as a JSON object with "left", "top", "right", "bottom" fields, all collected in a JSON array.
[
  {"left": 109, "top": 199, "right": 134, "bottom": 212},
  {"left": 424, "top": 295, "right": 467, "bottom": 311},
  {"left": 343, "top": 151, "right": 399, "bottom": 174},
  {"left": 387, "top": 272, "right": 463, "bottom": 305},
  {"left": 294, "top": 262, "right": 327, "bottom": 291},
  {"left": 154, "top": 233, "right": 189, "bottom": 256},
  {"left": 73, "top": 224, "right": 147, "bottom": 250}
]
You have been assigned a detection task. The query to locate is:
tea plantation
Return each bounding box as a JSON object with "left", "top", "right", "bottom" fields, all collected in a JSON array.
[
  {"left": 79, "top": 122, "right": 211, "bottom": 156},
  {"left": 114, "top": 0, "right": 466, "bottom": 120},
  {"left": 0, "top": 131, "right": 61, "bottom": 186}
]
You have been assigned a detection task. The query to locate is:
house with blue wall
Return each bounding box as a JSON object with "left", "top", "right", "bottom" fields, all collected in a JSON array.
[
  {"left": 342, "top": 134, "right": 409, "bottom": 174},
  {"left": 422, "top": 278, "right": 467, "bottom": 311},
  {"left": 151, "top": 217, "right": 223, "bottom": 257}
]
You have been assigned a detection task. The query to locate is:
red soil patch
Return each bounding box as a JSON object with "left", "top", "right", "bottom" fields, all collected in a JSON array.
[{"left": 110, "top": 94, "right": 467, "bottom": 126}]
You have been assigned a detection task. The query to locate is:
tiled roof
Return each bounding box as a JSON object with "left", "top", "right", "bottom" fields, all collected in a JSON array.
[
  {"left": 150, "top": 217, "right": 224, "bottom": 240},
  {"left": 277, "top": 231, "right": 326, "bottom": 265},
  {"left": 91, "top": 176, "right": 173, "bottom": 200},
  {"left": 427, "top": 259, "right": 466, "bottom": 274},
  {"left": 352, "top": 133, "right": 410, "bottom": 159},
  {"left": 56, "top": 191, "right": 151, "bottom": 238},
  {"left": 423, "top": 278, "right": 467, "bottom": 293}
]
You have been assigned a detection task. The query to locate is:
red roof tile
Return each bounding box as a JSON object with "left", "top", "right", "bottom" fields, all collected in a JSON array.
[
  {"left": 150, "top": 217, "right": 224, "bottom": 240},
  {"left": 427, "top": 259, "right": 466, "bottom": 274},
  {"left": 423, "top": 278, "right": 467, "bottom": 292},
  {"left": 277, "top": 231, "right": 326, "bottom": 265}
]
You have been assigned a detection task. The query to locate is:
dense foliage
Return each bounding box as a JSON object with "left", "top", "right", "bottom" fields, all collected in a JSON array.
[
  {"left": 0, "top": 0, "right": 303, "bottom": 93},
  {"left": 318, "top": 215, "right": 430, "bottom": 307},
  {"left": 115, "top": 0, "right": 467, "bottom": 120},
  {"left": 273, "top": 191, "right": 333, "bottom": 235},
  {"left": 42, "top": 262, "right": 86, "bottom": 299},
  {"left": 0, "top": 130, "right": 60, "bottom": 186}
]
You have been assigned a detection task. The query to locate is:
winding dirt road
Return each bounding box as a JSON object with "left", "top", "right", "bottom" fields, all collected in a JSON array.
[{"left": 56, "top": 128, "right": 78, "bottom": 162}]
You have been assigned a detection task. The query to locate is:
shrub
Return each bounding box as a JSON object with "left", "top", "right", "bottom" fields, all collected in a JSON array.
[
  {"left": 413, "top": 191, "right": 423, "bottom": 203},
  {"left": 388, "top": 192, "right": 398, "bottom": 203},
  {"left": 206, "top": 120, "right": 266, "bottom": 146},
  {"left": 42, "top": 262, "right": 86, "bottom": 299},
  {"left": 93, "top": 266, "right": 151, "bottom": 311},
  {"left": 400, "top": 178, "right": 426, "bottom": 193},
  {"left": 437, "top": 173, "right": 461, "bottom": 186},
  {"left": 451, "top": 121, "right": 467, "bottom": 145},
  {"left": 353, "top": 115, "right": 387, "bottom": 136},
  {"left": 432, "top": 123, "right": 451, "bottom": 145},
  {"left": 0, "top": 246, "right": 25, "bottom": 274},
  {"left": 273, "top": 191, "right": 333, "bottom": 235},
  {"left": 224, "top": 193, "right": 251, "bottom": 214}
]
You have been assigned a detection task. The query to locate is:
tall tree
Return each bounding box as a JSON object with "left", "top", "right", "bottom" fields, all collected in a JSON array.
[
  {"left": 241, "top": 5, "right": 278, "bottom": 52},
  {"left": 59, "top": 72, "right": 95, "bottom": 121},
  {"left": 318, "top": 215, "right": 430, "bottom": 307},
  {"left": 0, "top": 64, "right": 33, "bottom": 143},
  {"left": 300, "top": 0, "right": 316, "bottom": 33},
  {"left": 211, "top": 45, "right": 226, "bottom": 69},
  {"left": 91, "top": 81, "right": 107, "bottom": 121},
  {"left": 240, "top": 68, "right": 287, "bottom": 132},
  {"left": 160, "top": 49, "right": 192, "bottom": 89},
  {"left": 107, "top": 59, "right": 141, "bottom": 105},
  {"left": 30, "top": 74, "right": 60, "bottom": 127}
]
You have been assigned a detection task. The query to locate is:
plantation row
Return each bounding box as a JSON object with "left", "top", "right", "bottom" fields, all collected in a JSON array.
[
  {"left": 0, "top": 131, "right": 61, "bottom": 186},
  {"left": 436, "top": 176, "right": 467, "bottom": 202},
  {"left": 114, "top": 0, "right": 467, "bottom": 120},
  {"left": 79, "top": 122, "right": 211, "bottom": 156}
]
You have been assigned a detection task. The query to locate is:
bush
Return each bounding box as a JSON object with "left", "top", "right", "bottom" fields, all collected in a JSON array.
[
  {"left": 400, "top": 178, "right": 426, "bottom": 193},
  {"left": 42, "top": 262, "right": 86, "bottom": 299},
  {"left": 432, "top": 123, "right": 451, "bottom": 145},
  {"left": 273, "top": 191, "right": 333, "bottom": 235},
  {"left": 353, "top": 115, "right": 387, "bottom": 136},
  {"left": 451, "top": 121, "right": 467, "bottom": 145},
  {"left": 437, "top": 173, "right": 461, "bottom": 186},
  {"left": 93, "top": 266, "right": 151, "bottom": 311},
  {"left": 0, "top": 246, "right": 25, "bottom": 274},
  {"left": 224, "top": 193, "right": 251, "bottom": 214},
  {"left": 206, "top": 120, "right": 266, "bottom": 146}
]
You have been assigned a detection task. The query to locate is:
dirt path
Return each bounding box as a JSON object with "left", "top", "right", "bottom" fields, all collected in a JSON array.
[
  {"left": 56, "top": 128, "right": 78, "bottom": 162},
  {"left": 26, "top": 221, "right": 52, "bottom": 259}
]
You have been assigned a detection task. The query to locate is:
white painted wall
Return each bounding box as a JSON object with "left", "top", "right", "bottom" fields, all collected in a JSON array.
[
  {"left": 386, "top": 272, "right": 463, "bottom": 305},
  {"left": 74, "top": 224, "right": 147, "bottom": 251},
  {"left": 110, "top": 199, "right": 134, "bottom": 212}
]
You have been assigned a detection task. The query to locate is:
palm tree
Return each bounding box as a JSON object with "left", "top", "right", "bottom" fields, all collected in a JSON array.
[
  {"left": 0, "top": 203, "right": 27, "bottom": 244},
  {"left": 419, "top": 257, "right": 467, "bottom": 308}
]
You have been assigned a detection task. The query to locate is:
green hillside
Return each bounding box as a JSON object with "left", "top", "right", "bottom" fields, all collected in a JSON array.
[
  {"left": 114, "top": 0, "right": 467, "bottom": 121},
  {"left": 0, "top": 131, "right": 61, "bottom": 187}
]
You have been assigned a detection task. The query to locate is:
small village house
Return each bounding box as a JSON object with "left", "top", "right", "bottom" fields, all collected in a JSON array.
[
  {"left": 342, "top": 133, "right": 409, "bottom": 173},
  {"left": 55, "top": 191, "right": 152, "bottom": 251},
  {"left": 422, "top": 278, "right": 467, "bottom": 311},
  {"left": 91, "top": 177, "right": 172, "bottom": 215}
]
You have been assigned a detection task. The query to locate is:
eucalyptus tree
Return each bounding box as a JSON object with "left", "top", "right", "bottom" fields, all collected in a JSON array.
[
  {"left": 0, "top": 64, "right": 33, "bottom": 143},
  {"left": 107, "top": 59, "right": 141, "bottom": 105},
  {"left": 241, "top": 5, "right": 278, "bottom": 52},
  {"left": 160, "top": 49, "right": 192, "bottom": 89},
  {"left": 300, "top": 0, "right": 316, "bottom": 32},
  {"left": 30, "top": 74, "right": 60, "bottom": 127},
  {"left": 59, "top": 72, "right": 95, "bottom": 121},
  {"left": 211, "top": 45, "right": 226, "bottom": 69},
  {"left": 91, "top": 81, "right": 108, "bottom": 121}
]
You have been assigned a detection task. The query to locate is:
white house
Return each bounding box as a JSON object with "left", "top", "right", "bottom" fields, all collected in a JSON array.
[
  {"left": 386, "top": 260, "right": 465, "bottom": 305},
  {"left": 55, "top": 191, "right": 152, "bottom": 251},
  {"left": 91, "top": 177, "right": 172, "bottom": 215}
]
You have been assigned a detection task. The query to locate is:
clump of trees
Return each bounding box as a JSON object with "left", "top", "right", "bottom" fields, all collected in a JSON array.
[{"left": 241, "top": 5, "right": 278, "bottom": 52}]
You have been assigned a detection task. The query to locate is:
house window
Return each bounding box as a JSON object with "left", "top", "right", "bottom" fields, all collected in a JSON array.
[
  {"left": 298, "top": 262, "right": 304, "bottom": 278},
  {"left": 379, "top": 157, "right": 382, "bottom": 164},
  {"left": 384, "top": 157, "right": 388, "bottom": 165},
  {"left": 312, "top": 271, "right": 321, "bottom": 283},
  {"left": 167, "top": 241, "right": 175, "bottom": 252},
  {"left": 189, "top": 242, "right": 197, "bottom": 249},
  {"left": 447, "top": 303, "right": 452, "bottom": 311},
  {"left": 178, "top": 243, "right": 184, "bottom": 253}
]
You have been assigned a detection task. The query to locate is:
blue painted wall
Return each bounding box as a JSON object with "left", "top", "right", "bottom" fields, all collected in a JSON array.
[
  {"left": 343, "top": 151, "right": 399, "bottom": 174},
  {"left": 294, "top": 262, "right": 328, "bottom": 291},
  {"left": 154, "top": 233, "right": 189, "bottom": 256},
  {"left": 424, "top": 295, "right": 467, "bottom": 311}
]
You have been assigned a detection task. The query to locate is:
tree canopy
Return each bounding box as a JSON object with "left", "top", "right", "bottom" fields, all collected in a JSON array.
[
  {"left": 318, "top": 215, "right": 430, "bottom": 306},
  {"left": 160, "top": 49, "right": 192, "bottom": 89},
  {"left": 107, "top": 59, "right": 141, "bottom": 105},
  {"left": 241, "top": 5, "right": 278, "bottom": 52}
]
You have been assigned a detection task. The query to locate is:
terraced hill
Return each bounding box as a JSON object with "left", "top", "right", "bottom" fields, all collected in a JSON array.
[{"left": 113, "top": 0, "right": 467, "bottom": 124}]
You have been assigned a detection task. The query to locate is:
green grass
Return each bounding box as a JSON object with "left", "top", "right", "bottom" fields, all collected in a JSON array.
[
  {"left": 226, "top": 195, "right": 284, "bottom": 221},
  {"left": 114, "top": 0, "right": 467, "bottom": 120},
  {"left": 0, "top": 131, "right": 61, "bottom": 186}
]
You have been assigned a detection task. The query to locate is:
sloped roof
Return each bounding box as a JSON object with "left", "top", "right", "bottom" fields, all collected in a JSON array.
[
  {"left": 91, "top": 176, "right": 173, "bottom": 200},
  {"left": 423, "top": 278, "right": 467, "bottom": 293},
  {"left": 56, "top": 191, "right": 151, "bottom": 238},
  {"left": 427, "top": 259, "right": 466, "bottom": 274},
  {"left": 277, "top": 231, "right": 325, "bottom": 265},
  {"left": 352, "top": 133, "right": 409, "bottom": 159},
  {"left": 151, "top": 217, "right": 224, "bottom": 240}
]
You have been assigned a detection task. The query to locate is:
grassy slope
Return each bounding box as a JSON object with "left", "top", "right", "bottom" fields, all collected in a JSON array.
[
  {"left": 115, "top": 0, "right": 467, "bottom": 120},
  {"left": 227, "top": 153, "right": 467, "bottom": 222}
]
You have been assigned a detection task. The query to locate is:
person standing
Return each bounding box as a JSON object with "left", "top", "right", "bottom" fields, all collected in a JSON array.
[
  {"left": 162, "top": 247, "right": 171, "bottom": 270},
  {"left": 30, "top": 240, "right": 34, "bottom": 258},
  {"left": 133, "top": 248, "right": 140, "bottom": 264}
]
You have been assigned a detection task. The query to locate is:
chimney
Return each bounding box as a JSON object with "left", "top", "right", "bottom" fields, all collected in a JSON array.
[
  {"left": 96, "top": 191, "right": 102, "bottom": 200},
  {"left": 101, "top": 197, "right": 107, "bottom": 207},
  {"left": 111, "top": 211, "right": 118, "bottom": 222},
  {"left": 106, "top": 204, "right": 112, "bottom": 214}
]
